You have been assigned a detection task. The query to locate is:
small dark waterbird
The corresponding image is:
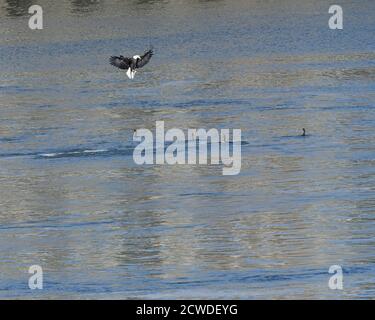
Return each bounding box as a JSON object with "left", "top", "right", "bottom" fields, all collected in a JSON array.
[
  {"left": 302, "top": 128, "right": 306, "bottom": 136},
  {"left": 109, "top": 48, "right": 153, "bottom": 79}
]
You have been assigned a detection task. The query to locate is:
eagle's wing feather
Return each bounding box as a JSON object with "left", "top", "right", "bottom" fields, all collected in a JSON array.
[
  {"left": 109, "top": 56, "right": 131, "bottom": 70},
  {"left": 136, "top": 49, "right": 153, "bottom": 68}
]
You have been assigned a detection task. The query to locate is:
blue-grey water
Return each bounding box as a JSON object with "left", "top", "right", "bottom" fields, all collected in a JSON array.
[{"left": 0, "top": 0, "right": 375, "bottom": 299}]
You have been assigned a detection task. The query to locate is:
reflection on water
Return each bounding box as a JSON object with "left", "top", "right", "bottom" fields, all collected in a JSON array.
[
  {"left": 0, "top": 0, "right": 375, "bottom": 299},
  {"left": 4, "top": 0, "right": 33, "bottom": 16},
  {"left": 70, "top": 0, "right": 100, "bottom": 14}
]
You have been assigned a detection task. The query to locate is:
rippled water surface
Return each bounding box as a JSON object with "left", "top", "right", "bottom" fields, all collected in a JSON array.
[{"left": 1, "top": 0, "right": 375, "bottom": 299}]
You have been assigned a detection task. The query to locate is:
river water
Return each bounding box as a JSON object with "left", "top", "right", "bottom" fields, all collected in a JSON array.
[{"left": 0, "top": 0, "right": 375, "bottom": 299}]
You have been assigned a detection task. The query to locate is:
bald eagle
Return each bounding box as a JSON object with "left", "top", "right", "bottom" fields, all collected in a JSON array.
[{"left": 109, "top": 49, "right": 153, "bottom": 79}]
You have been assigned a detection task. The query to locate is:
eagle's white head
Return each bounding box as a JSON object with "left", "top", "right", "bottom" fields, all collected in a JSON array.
[{"left": 133, "top": 55, "right": 141, "bottom": 60}]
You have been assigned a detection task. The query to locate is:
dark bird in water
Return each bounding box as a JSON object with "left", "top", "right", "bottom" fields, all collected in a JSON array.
[
  {"left": 109, "top": 49, "right": 153, "bottom": 79},
  {"left": 302, "top": 128, "right": 306, "bottom": 136}
]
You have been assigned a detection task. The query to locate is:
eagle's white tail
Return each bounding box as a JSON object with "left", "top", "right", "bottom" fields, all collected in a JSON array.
[
  {"left": 126, "top": 68, "right": 137, "bottom": 79},
  {"left": 126, "top": 68, "right": 132, "bottom": 79}
]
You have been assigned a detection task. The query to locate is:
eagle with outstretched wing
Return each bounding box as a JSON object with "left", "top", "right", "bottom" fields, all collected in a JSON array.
[{"left": 109, "top": 49, "right": 153, "bottom": 79}]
